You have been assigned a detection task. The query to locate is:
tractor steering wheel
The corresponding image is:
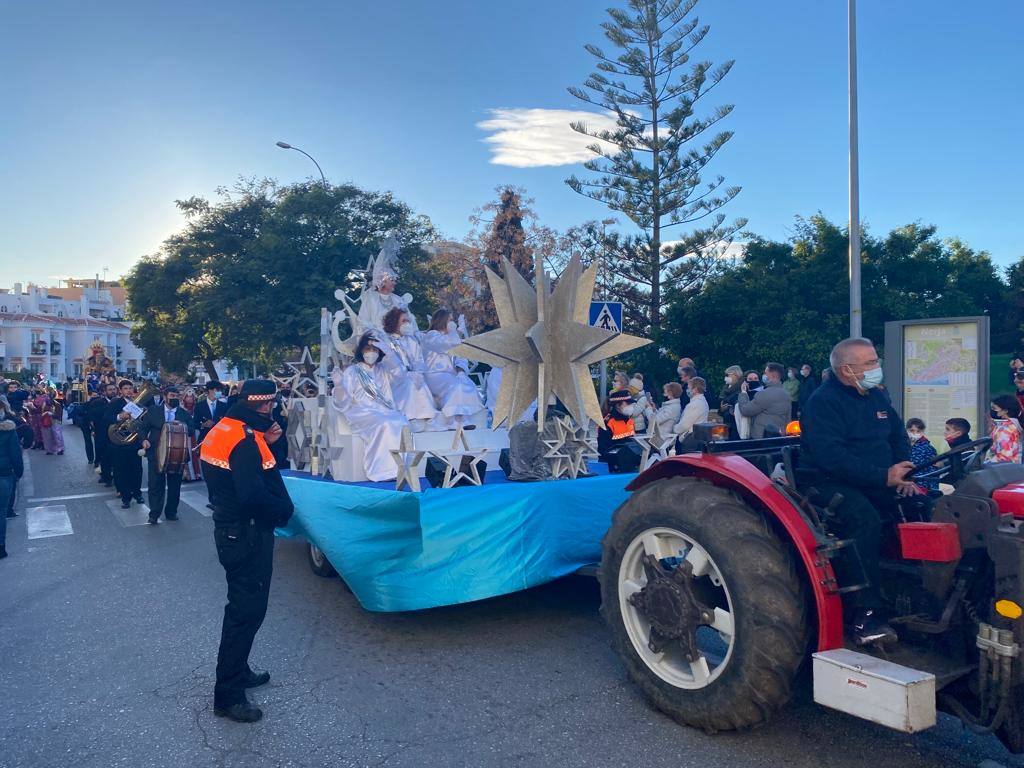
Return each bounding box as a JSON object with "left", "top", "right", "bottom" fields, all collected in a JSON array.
[{"left": 909, "top": 437, "right": 992, "bottom": 486}]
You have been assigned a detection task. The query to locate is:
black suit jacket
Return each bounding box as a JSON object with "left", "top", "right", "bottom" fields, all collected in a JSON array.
[
  {"left": 142, "top": 406, "right": 195, "bottom": 457},
  {"left": 194, "top": 398, "right": 226, "bottom": 436}
]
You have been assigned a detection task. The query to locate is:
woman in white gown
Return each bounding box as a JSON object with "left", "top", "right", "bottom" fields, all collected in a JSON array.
[
  {"left": 379, "top": 308, "right": 442, "bottom": 432},
  {"left": 335, "top": 332, "right": 410, "bottom": 481},
  {"left": 421, "top": 310, "right": 484, "bottom": 424}
]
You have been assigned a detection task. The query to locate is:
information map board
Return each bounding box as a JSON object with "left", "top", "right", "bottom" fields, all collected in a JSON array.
[{"left": 884, "top": 317, "right": 989, "bottom": 450}]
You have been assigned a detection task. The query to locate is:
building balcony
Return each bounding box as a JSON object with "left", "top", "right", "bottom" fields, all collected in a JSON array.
[
  {"left": 31, "top": 343, "right": 48, "bottom": 356},
  {"left": 50, "top": 341, "right": 62, "bottom": 355}
]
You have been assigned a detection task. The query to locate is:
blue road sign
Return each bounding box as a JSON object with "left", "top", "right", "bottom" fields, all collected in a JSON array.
[{"left": 589, "top": 301, "right": 622, "bottom": 332}]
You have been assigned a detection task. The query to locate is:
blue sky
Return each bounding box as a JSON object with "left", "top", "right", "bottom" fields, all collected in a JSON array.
[{"left": 2, "top": 0, "right": 1021, "bottom": 288}]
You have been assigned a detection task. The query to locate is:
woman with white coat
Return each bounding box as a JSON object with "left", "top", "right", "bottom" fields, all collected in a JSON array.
[{"left": 421, "top": 310, "right": 484, "bottom": 425}]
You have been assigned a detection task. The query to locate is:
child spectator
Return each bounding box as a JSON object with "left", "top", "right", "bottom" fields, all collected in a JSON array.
[
  {"left": 906, "top": 418, "right": 938, "bottom": 491},
  {"left": 985, "top": 395, "right": 1023, "bottom": 464},
  {"left": 944, "top": 418, "right": 972, "bottom": 449}
]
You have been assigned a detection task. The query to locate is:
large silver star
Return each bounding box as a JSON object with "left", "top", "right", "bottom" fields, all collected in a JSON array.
[
  {"left": 286, "top": 347, "right": 320, "bottom": 395},
  {"left": 634, "top": 420, "right": 677, "bottom": 471},
  {"left": 451, "top": 255, "right": 650, "bottom": 431},
  {"left": 390, "top": 427, "right": 426, "bottom": 492}
]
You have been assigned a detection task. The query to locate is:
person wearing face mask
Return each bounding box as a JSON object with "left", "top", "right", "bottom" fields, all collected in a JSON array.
[
  {"left": 783, "top": 367, "right": 801, "bottom": 420},
  {"left": 201, "top": 379, "right": 293, "bottom": 723},
  {"left": 737, "top": 363, "right": 791, "bottom": 439},
  {"left": 716, "top": 366, "right": 743, "bottom": 439},
  {"left": 984, "top": 395, "right": 1023, "bottom": 464},
  {"left": 379, "top": 308, "right": 442, "bottom": 432},
  {"left": 800, "top": 338, "right": 920, "bottom": 646},
  {"left": 196, "top": 381, "right": 228, "bottom": 446},
  {"left": 673, "top": 377, "right": 710, "bottom": 450},
  {"left": 905, "top": 418, "right": 938, "bottom": 491},
  {"left": 421, "top": 309, "right": 485, "bottom": 426},
  {"left": 598, "top": 389, "right": 640, "bottom": 467},
  {"left": 141, "top": 385, "right": 195, "bottom": 523},
  {"left": 335, "top": 331, "right": 412, "bottom": 481},
  {"left": 653, "top": 382, "right": 683, "bottom": 433},
  {"left": 628, "top": 373, "right": 653, "bottom": 433},
  {"left": 796, "top": 363, "right": 818, "bottom": 416}
]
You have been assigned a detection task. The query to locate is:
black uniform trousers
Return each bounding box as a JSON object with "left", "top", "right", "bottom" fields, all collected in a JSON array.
[
  {"left": 214, "top": 522, "right": 275, "bottom": 707},
  {"left": 147, "top": 456, "right": 183, "bottom": 521},
  {"left": 96, "top": 431, "right": 113, "bottom": 482},
  {"left": 80, "top": 422, "right": 96, "bottom": 464},
  {"left": 112, "top": 444, "right": 143, "bottom": 502},
  {"left": 813, "top": 480, "right": 899, "bottom": 612}
]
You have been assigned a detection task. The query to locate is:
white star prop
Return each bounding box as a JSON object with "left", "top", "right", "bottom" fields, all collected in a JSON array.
[
  {"left": 390, "top": 427, "right": 426, "bottom": 492},
  {"left": 428, "top": 426, "right": 489, "bottom": 488},
  {"left": 451, "top": 255, "right": 650, "bottom": 431},
  {"left": 286, "top": 347, "right": 320, "bottom": 395},
  {"left": 634, "top": 420, "right": 677, "bottom": 471}
]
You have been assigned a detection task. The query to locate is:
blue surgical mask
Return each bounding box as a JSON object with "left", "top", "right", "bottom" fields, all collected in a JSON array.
[
  {"left": 860, "top": 367, "right": 884, "bottom": 389},
  {"left": 761, "top": 374, "right": 770, "bottom": 385}
]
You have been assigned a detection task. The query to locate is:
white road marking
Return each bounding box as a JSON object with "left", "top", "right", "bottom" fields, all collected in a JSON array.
[
  {"left": 29, "top": 482, "right": 205, "bottom": 504},
  {"left": 106, "top": 499, "right": 153, "bottom": 527},
  {"left": 21, "top": 450, "right": 36, "bottom": 498},
  {"left": 179, "top": 491, "right": 212, "bottom": 517},
  {"left": 26, "top": 505, "right": 73, "bottom": 539}
]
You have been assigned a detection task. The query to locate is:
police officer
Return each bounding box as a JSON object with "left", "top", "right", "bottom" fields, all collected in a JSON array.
[
  {"left": 200, "top": 379, "right": 293, "bottom": 723},
  {"left": 800, "top": 337, "right": 920, "bottom": 646}
]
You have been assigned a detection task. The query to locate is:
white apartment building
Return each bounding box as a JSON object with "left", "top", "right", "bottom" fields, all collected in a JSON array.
[{"left": 0, "top": 280, "right": 148, "bottom": 379}]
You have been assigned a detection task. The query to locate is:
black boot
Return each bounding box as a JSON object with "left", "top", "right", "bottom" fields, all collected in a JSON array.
[
  {"left": 0, "top": 545, "right": 7, "bottom": 559},
  {"left": 852, "top": 608, "right": 898, "bottom": 645},
  {"left": 244, "top": 666, "right": 270, "bottom": 688},
  {"left": 214, "top": 699, "right": 263, "bottom": 723},
  {"left": 121, "top": 497, "right": 131, "bottom": 509}
]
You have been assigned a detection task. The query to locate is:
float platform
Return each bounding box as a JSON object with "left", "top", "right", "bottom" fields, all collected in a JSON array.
[{"left": 279, "top": 467, "right": 635, "bottom": 612}]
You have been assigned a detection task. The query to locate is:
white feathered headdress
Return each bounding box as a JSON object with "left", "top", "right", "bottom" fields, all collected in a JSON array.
[{"left": 370, "top": 234, "right": 402, "bottom": 289}]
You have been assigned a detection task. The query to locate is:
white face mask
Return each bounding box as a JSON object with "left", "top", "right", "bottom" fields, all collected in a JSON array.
[
  {"left": 400, "top": 322, "right": 415, "bottom": 336},
  {"left": 907, "top": 430, "right": 922, "bottom": 442},
  {"left": 363, "top": 351, "right": 379, "bottom": 365}
]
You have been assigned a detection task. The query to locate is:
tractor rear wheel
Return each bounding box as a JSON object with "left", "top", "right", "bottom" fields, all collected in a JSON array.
[
  {"left": 601, "top": 476, "right": 809, "bottom": 732},
  {"left": 308, "top": 542, "right": 337, "bottom": 578}
]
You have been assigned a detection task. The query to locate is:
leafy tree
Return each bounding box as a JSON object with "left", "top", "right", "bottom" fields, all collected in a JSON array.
[
  {"left": 566, "top": 0, "right": 746, "bottom": 337},
  {"left": 125, "top": 179, "right": 436, "bottom": 374}
]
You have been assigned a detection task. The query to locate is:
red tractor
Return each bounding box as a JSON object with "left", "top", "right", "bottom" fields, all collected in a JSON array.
[{"left": 599, "top": 425, "right": 1024, "bottom": 752}]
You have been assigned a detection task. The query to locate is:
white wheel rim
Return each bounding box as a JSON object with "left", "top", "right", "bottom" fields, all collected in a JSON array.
[
  {"left": 618, "top": 526, "right": 735, "bottom": 690},
  {"left": 310, "top": 543, "right": 327, "bottom": 568}
]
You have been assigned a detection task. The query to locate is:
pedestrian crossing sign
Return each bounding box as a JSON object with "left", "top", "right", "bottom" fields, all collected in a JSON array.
[{"left": 589, "top": 301, "right": 622, "bottom": 333}]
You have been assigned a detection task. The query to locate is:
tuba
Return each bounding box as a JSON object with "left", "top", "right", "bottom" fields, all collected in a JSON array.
[{"left": 108, "top": 383, "right": 158, "bottom": 446}]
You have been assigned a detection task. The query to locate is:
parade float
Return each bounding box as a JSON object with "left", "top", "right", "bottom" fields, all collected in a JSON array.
[{"left": 277, "top": 238, "right": 653, "bottom": 611}]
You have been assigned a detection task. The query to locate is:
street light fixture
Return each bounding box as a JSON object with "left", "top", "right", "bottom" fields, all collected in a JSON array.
[{"left": 275, "top": 140, "right": 328, "bottom": 187}]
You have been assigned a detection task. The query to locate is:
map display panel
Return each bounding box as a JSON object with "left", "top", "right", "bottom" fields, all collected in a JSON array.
[{"left": 903, "top": 322, "right": 980, "bottom": 449}]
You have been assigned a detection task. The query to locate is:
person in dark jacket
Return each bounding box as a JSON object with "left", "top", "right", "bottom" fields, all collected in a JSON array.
[
  {"left": 796, "top": 363, "right": 818, "bottom": 416},
  {"left": 0, "top": 403, "right": 25, "bottom": 559},
  {"left": 141, "top": 386, "right": 195, "bottom": 523},
  {"left": 800, "top": 338, "right": 919, "bottom": 646},
  {"left": 105, "top": 379, "right": 146, "bottom": 508},
  {"left": 195, "top": 381, "right": 227, "bottom": 444},
  {"left": 906, "top": 418, "right": 938, "bottom": 491},
  {"left": 200, "top": 380, "right": 293, "bottom": 723},
  {"left": 90, "top": 382, "right": 117, "bottom": 483},
  {"left": 5, "top": 381, "right": 29, "bottom": 414}
]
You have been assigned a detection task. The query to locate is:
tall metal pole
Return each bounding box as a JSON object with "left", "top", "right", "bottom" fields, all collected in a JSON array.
[
  {"left": 275, "top": 141, "right": 328, "bottom": 187},
  {"left": 848, "top": 0, "right": 862, "bottom": 337}
]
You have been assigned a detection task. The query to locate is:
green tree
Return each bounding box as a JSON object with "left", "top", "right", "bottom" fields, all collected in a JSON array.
[
  {"left": 566, "top": 0, "right": 746, "bottom": 337},
  {"left": 125, "top": 179, "right": 436, "bottom": 374}
]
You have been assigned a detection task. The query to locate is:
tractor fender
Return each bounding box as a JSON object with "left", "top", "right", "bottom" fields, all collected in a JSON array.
[{"left": 627, "top": 454, "right": 844, "bottom": 651}]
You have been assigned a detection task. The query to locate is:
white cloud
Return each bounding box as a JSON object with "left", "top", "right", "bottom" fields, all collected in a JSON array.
[
  {"left": 477, "top": 108, "right": 621, "bottom": 168},
  {"left": 662, "top": 240, "right": 747, "bottom": 260}
]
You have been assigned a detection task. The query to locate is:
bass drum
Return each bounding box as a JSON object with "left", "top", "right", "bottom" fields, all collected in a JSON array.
[{"left": 156, "top": 421, "right": 189, "bottom": 474}]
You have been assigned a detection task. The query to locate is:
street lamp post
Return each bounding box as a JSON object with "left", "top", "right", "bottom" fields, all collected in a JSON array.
[
  {"left": 275, "top": 141, "right": 328, "bottom": 187},
  {"left": 848, "top": 0, "right": 862, "bottom": 337}
]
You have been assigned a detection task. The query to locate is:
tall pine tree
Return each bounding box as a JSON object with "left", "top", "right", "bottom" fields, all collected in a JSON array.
[{"left": 566, "top": 0, "right": 745, "bottom": 335}]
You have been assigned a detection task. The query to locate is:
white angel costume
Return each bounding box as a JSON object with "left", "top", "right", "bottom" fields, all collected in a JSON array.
[
  {"left": 380, "top": 332, "right": 442, "bottom": 430},
  {"left": 421, "top": 325, "right": 485, "bottom": 421},
  {"left": 356, "top": 234, "right": 418, "bottom": 332},
  {"left": 335, "top": 362, "right": 409, "bottom": 482}
]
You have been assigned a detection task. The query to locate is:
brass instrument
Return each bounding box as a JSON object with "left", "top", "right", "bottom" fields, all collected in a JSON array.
[{"left": 107, "top": 383, "right": 157, "bottom": 446}]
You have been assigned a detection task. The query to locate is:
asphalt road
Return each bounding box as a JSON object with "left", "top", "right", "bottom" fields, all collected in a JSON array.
[{"left": 3, "top": 426, "right": 1022, "bottom": 768}]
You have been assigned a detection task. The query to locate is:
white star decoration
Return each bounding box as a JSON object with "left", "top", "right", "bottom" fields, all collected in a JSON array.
[
  {"left": 428, "top": 426, "right": 489, "bottom": 488},
  {"left": 390, "top": 427, "right": 427, "bottom": 492},
  {"left": 634, "top": 421, "right": 677, "bottom": 470},
  {"left": 451, "top": 255, "right": 650, "bottom": 430}
]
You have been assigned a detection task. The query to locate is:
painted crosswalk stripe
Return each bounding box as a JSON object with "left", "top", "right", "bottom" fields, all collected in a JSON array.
[
  {"left": 180, "top": 491, "right": 212, "bottom": 517},
  {"left": 26, "top": 505, "right": 74, "bottom": 539},
  {"left": 106, "top": 499, "right": 153, "bottom": 527}
]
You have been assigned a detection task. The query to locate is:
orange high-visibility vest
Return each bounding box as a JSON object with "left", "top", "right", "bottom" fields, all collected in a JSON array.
[
  {"left": 200, "top": 417, "right": 276, "bottom": 471},
  {"left": 606, "top": 416, "right": 636, "bottom": 440}
]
